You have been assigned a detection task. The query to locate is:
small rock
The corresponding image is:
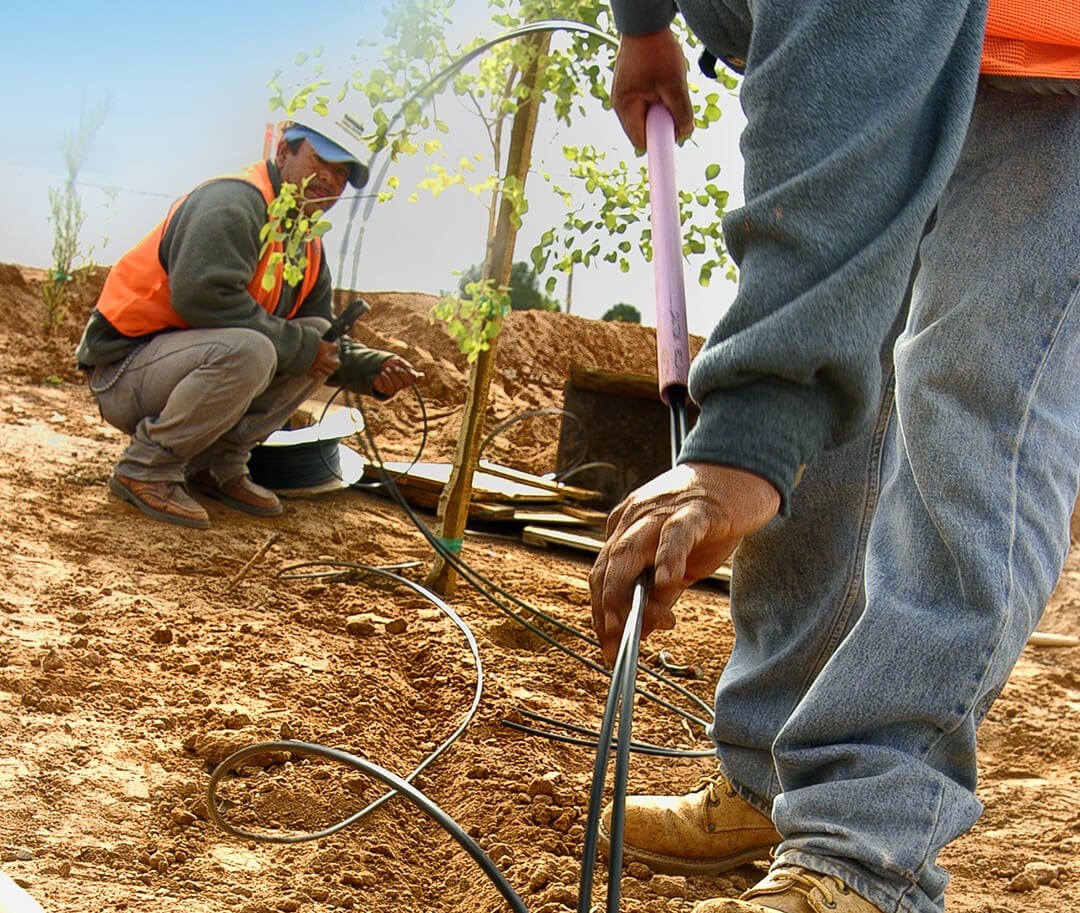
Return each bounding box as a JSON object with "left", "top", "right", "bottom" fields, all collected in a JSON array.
[
  {"left": 184, "top": 729, "right": 291, "bottom": 767},
  {"left": 340, "top": 869, "right": 378, "bottom": 888},
  {"left": 1017, "top": 860, "right": 1065, "bottom": 886},
  {"left": 1007, "top": 872, "right": 1039, "bottom": 893},
  {"left": 486, "top": 842, "right": 514, "bottom": 867},
  {"left": 550, "top": 809, "right": 577, "bottom": 833},
  {"left": 170, "top": 808, "right": 197, "bottom": 827},
  {"left": 649, "top": 874, "right": 690, "bottom": 899},
  {"left": 345, "top": 615, "right": 376, "bottom": 637},
  {"left": 527, "top": 857, "right": 559, "bottom": 889},
  {"left": 40, "top": 648, "right": 64, "bottom": 672},
  {"left": 528, "top": 772, "right": 560, "bottom": 797}
]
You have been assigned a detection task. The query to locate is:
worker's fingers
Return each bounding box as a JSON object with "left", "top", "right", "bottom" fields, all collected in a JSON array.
[
  {"left": 660, "top": 84, "right": 695, "bottom": 144},
  {"left": 373, "top": 358, "right": 423, "bottom": 396},
  {"left": 308, "top": 339, "right": 341, "bottom": 379},
  {"left": 613, "top": 96, "right": 650, "bottom": 152},
  {"left": 590, "top": 512, "right": 661, "bottom": 664},
  {"left": 589, "top": 512, "right": 690, "bottom": 664},
  {"left": 611, "top": 29, "right": 692, "bottom": 151},
  {"left": 590, "top": 464, "right": 781, "bottom": 665},
  {"left": 651, "top": 495, "right": 728, "bottom": 588},
  {"left": 590, "top": 522, "right": 705, "bottom": 665}
]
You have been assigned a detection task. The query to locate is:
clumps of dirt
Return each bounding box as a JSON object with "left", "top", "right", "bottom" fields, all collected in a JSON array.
[
  {"left": 0, "top": 264, "right": 107, "bottom": 383},
  {"left": 2, "top": 260, "right": 1079, "bottom": 913}
]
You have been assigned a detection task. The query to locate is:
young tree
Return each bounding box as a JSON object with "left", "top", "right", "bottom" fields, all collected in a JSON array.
[
  {"left": 269, "top": 0, "right": 737, "bottom": 351},
  {"left": 43, "top": 99, "right": 110, "bottom": 333},
  {"left": 269, "top": 0, "right": 740, "bottom": 592}
]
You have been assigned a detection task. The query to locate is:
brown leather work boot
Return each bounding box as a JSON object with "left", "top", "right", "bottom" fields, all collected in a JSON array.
[
  {"left": 108, "top": 474, "right": 210, "bottom": 529},
  {"left": 188, "top": 471, "right": 282, "bottom": 517},
  {"left": 693, "top": 864, "right": 883, "bottom": 912},
  {"left": 598, "top": 770, "right": 781, "bottom": 875}
]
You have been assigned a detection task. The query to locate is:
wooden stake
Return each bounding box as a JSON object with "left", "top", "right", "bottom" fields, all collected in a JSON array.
[
  {"left": 426, "top": 29, "right": 553, "bottom": 597},
  {"left": 224, "top": 533, "right": 281, "bottom": 592}
]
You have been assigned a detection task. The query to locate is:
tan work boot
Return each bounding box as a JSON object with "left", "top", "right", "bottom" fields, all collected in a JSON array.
[
  {"left": 694, "top": 864, "right": 883, "bottom": 912},
  {"left": 188, "top": 470, "right": 282, "bottom": 517},
  {"left": 598, "top": 770, "right": 780, "bottom": 875},
  {"left": 109, "top": 474, "right": 210, "bottom": 529}
]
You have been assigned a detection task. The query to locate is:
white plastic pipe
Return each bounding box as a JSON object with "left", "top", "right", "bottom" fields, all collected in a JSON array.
[{"left": 645, "top": 103, "right": 691, "bottom": 406}]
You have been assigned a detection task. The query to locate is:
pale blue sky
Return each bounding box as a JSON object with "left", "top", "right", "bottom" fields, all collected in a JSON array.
[{"left": 2, "top": 0, "right": 744, "bottom": 335}]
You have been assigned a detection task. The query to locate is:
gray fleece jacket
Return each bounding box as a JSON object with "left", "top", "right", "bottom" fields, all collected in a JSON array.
[
  {"left": 75, "top": 161, "right": 391, "bottom": 397},
  {"left": 609, "top": 0, "right": 991, "bottom": 512}
]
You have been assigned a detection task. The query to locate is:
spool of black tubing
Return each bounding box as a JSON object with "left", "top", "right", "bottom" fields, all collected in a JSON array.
[
  {"left": 248, "top": 438, "right": 345, "bottom": 490},
  {"left": 249, "top": 406, "right": 366, "bottom": 492}
]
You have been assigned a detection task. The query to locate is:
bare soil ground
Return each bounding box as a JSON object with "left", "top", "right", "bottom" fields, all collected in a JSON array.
[{"left": 0, "top": 263, "right": 1077, "bottom": 913}]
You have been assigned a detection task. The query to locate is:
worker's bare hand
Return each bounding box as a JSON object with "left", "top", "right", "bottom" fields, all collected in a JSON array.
[
  {"left": 372, "top": 355, "right": 423, "bottom": 398},
  {"left": 589, "top": 463, "right": 780, "bottom": 665},
  {"left": 611, "top": 29, "right": 694, "bottom": 151},
  {"left": 308, "top": 339, "right": 341, "bottom": 380}
]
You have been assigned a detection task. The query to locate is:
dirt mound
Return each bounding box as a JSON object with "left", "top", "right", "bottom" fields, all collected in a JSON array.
[{"left": 1, "top": 265, "right": 699, "bottom": 474}]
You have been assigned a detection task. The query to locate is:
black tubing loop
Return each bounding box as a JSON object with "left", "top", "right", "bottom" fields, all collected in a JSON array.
[
  {"left": 208, "top": 564, "right": 483, "bottom": 844},
  {"left": 208, "top": 741, "right": 529, "bottom": 913}
]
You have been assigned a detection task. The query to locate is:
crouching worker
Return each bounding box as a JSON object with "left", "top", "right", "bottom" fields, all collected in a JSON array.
[{"left": 75, "top": 120, "right": 420, "bottom": 529}]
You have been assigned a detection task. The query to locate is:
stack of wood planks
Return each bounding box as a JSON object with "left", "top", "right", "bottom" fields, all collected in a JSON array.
[
  {"left": 361, "top": 458, "right": 607, "bottom": 526},
  {"left": 361, "top": 457, "right": 731, "bottom": 586}
]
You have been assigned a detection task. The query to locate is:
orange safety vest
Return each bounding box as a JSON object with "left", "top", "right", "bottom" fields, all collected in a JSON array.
[
  {"left": 96, "top": 161, "right": 323, "bottom": 337},
  {"left": 983, "top": 0, "right": 1080, "bottom": 78}
]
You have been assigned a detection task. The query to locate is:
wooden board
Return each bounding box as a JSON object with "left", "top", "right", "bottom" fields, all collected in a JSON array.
[
  {"left": 367, "top": 479, "right": 517, "bottom": 520},
  {"left": 364, "top": 460, "right": 565, "bottom": 503},
  {"left": 477, "top": 459, "right": 604, "bottom": 504},
  {"left": 508, "top": 509, "right": 603, "bottom": 527}
]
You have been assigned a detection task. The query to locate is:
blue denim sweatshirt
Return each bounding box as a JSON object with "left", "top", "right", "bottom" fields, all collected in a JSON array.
[{"left": 609, "top": 0, "right": 988, "bottom": 511}]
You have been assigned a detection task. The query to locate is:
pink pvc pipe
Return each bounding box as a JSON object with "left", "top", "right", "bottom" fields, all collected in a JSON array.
[{"left": 645, "top": 103, "right": 690, "bottom": 405}]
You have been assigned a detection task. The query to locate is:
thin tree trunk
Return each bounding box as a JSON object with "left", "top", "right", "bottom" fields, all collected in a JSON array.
[{"left": 426, "top": 29, "right": 552, "bottom": 596}]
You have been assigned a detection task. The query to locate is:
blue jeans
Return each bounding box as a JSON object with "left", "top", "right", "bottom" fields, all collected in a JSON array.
[{"left": 712, "top": 84, "right": 1080, "bottom": 912}]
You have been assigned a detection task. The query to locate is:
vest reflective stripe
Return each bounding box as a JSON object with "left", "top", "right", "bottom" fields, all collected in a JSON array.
[
  {"left": 983, "top": 0, "right": 1080, "bottom": 78},
  {"left": 95, "top": 161, "right": 323, "bottom": 337}
]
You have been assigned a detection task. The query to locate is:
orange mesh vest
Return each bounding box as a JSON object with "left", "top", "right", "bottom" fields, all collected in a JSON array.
[
  {"left": 96, "top": 161, "right": 323, "bottom": 337},
  {"left": 983, "top": 0, "right": 1080, "bottom": 78}
]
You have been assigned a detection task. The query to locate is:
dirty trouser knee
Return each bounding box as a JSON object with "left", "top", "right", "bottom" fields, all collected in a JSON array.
[
  {"left": 720, "top": 86, "right": 1080, "bottom": 913},
  {"left": 92, "top": 326, "right": 321, "bottom": 482}
]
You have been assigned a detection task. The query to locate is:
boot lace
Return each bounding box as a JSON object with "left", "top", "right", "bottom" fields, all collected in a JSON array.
[
  {"left": 753, "top": 866, "right": 852, "bottom": 910},
  {"left": 694, "top": 770, "right": 738, "bottom": 806}
]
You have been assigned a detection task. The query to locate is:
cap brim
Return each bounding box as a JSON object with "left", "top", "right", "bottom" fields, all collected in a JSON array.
[{"left": 283, "top": 125, "right": 368, "bottom": 189}]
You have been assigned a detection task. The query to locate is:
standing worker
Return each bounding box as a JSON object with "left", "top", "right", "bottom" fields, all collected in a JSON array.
[
  {"left": 591, "top": 2, "right": 1080, "bottom": 912},
  {"left": 76, "top": 120, "right": 420, "bottom": 529}
]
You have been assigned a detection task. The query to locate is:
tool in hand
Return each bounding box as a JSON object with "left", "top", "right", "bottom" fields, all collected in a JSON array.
[
  {"left": 645, "top": 102, "right": 692, "bottom": 457},
  {"left": 323, "top": 297, "right": 371, "bottom": 341}
]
